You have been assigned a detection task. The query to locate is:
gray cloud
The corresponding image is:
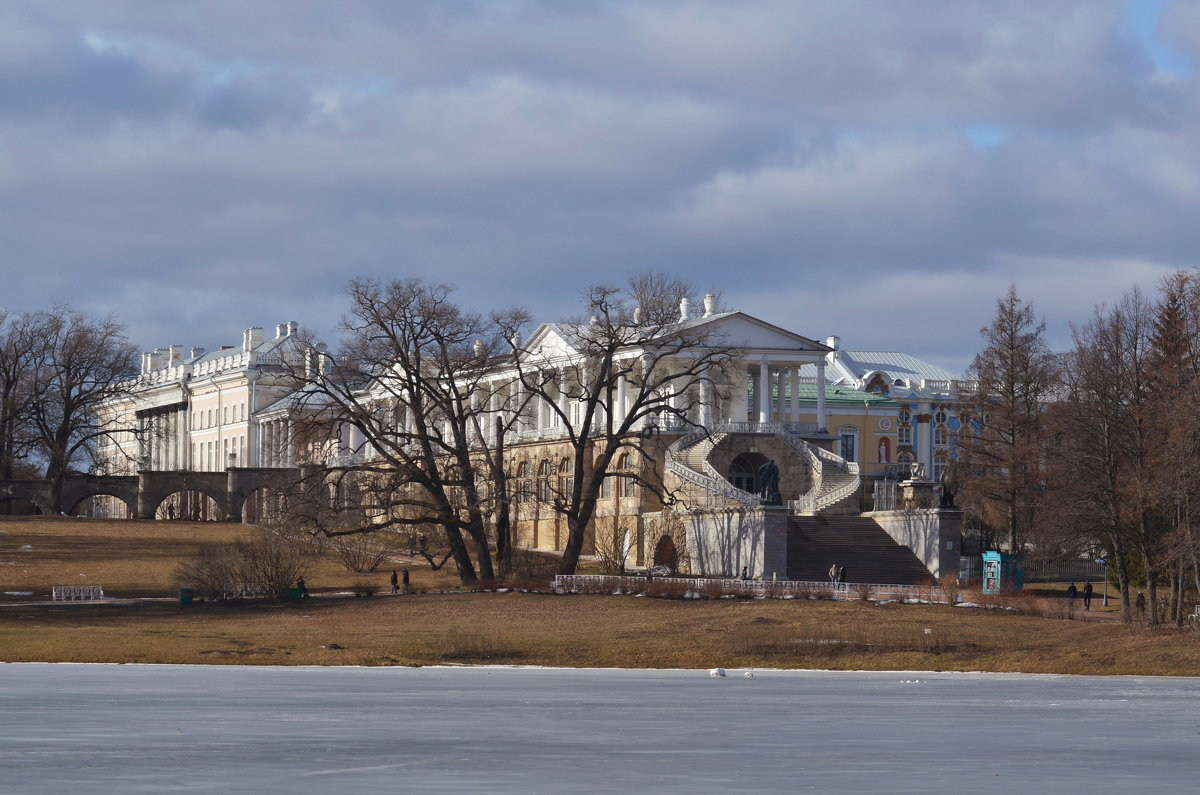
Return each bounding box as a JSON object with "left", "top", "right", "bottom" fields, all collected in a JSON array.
[{"left": 1, "top": 0, "right": 1197, "bottom": 375}]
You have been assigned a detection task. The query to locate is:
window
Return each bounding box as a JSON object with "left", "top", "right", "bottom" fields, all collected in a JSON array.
[
  {"left": 839, "top": 432, "right": 857, "bottom": 462},
  {"left": 934, "top": 409, "right": 947, "bottom": 425},
  {"left": 933, "top": 452, "right": 948, "bottom": 482},
  {"left": 539, "top": 461, "right": 553, "bottom": 501},
  {"left": 897, "top": 451, "right": 914, "bottom": 465},
  {"left": 224, "top": 406, "right": 229, "bottom": 424},
  {"left": 621, "top": 454, "right": 637, "bottom": 499},
  {"left": 518, "top": 461, "right": 532, "bottom": 503},
  {"left": 559, "top": 458, "right": 574, "bottom": 496},
  {"left": 898, "top": 409, "right": 912, "bottom": 425},
  {"left": 898, "top": 425, "right": 912, "bottom": 445},
  {"left": 934, "top": 426, "right": 949, "bottom": 447}
]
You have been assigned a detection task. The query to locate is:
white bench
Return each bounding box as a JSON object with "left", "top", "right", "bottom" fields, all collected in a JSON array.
[{"left": 52, "top": 585, "right": 104, "bottom": 601}]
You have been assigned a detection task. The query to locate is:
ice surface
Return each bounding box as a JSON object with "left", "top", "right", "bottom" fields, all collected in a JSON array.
[{"left": 1, "top": 664, "right": 1197, "bottom": 793}]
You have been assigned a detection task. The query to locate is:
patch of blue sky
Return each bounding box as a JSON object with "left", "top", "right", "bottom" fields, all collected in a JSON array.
[
  {"left": 1124, "top": 0, "right": 1194, "bottom": 76},
  {"left": 961, "top": 124, "right": 1010, "bottom": 148}
]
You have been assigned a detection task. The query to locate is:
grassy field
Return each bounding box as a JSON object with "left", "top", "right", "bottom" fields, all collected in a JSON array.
[{"left": 2, "top": 516, "right": 1198, "bottom": 675}]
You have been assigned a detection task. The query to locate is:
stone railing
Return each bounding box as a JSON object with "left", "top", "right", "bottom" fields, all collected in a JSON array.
[
  {"left": 552, "top": 575, "right": 955, "bottom": 602},
  {"left": 52, "top": 585, "right": 104, "bottom": 601},
  {"left": 779, "top": 434, "right": 859, "bottom": 514}
]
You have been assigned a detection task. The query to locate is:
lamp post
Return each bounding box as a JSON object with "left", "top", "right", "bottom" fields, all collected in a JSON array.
[{"left": 1096, "top": 556, "right": 1109, "bottom": 607}]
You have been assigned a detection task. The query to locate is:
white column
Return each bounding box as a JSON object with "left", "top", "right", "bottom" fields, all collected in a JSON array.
[
  {"left": 699, "top": 364, "right": 710, "bottom": 427},
  {"left": 489, "top": 391, "right": 499, "bottom": 444},
  {"left": 758, "top": 359, "right": 770, "bottom": 423},
  {"left": 616, "top": 371, "right": 627, "bottom": 425},
  {"left": 816, "top": 361, "right": 827, "bottom": 433},
  {"left": 790, "top": 367, "right": 799, "bottom": 424},
  {"left": 286, "top": 419, "right": 295, "bottom": 465},
  {"left": 558, "top": 373, "right": 569, "bottom": 430}
]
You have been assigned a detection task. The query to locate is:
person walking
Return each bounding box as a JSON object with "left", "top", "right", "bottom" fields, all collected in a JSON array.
[
  {"left": 1082, "top": 581, "right": 1094, "bottom": 611},
  {"left": 401, "top": 567, "right": 410, "bottom": 595},
  {"left": 390, "top": 570, "right": 399, "bottom": 594},
  {"left": 1136, "top": 591, "right": 1146, "bottom": 619},
  {"left": 1067, "top": 581, "right": 1077, "bottom": 606}
]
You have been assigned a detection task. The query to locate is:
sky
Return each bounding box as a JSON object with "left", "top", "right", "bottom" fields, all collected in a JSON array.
[{"left": 2, "top": 1, "right": 1199, "bottom": 375}]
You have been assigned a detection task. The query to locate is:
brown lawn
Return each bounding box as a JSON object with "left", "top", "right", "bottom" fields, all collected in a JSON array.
[{"left": 2, "top": 516, "right": 1198, "bottom": 675}]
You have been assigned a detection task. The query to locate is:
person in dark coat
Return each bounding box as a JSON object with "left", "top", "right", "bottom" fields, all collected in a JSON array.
[
  {"left": 390, "top": 570, "right": 399, "bottom": 594},
  {"left": 401, "top": 568, "right": 410, "bottom": 595},
  {"left": 1067, "top": 582, "right": 1077, "bottom": 604},
  {"left": 1082, "top": 581, "right": 1093, "bottom": 611}
]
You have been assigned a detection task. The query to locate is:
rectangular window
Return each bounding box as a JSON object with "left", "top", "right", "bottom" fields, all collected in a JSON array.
[
  {"left": 898, "top": 425, "right": 912, "bottom": 445},
  {"left": 840, "top": 433, "right": 856, "bottom": 462}
]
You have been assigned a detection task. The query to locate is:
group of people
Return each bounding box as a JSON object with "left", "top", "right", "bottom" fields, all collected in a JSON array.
[{"left": 1066, "top": 581, "right": 1095, "bottom": 610}]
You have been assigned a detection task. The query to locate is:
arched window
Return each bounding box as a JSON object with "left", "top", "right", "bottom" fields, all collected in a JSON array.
[
  {"left": 617, "top": 453, "right": 635, "bottom": 498},
  {"left": 898, "top": 409, "right": 912, "bottom": 425},
  {"left": 539, "top": 460, "right": 553, "bottom": 501},
  {"left": 518, "top": 461, "right": 532, "bottom": 503},
  {"left": 559, "top": 457, "right": 574, "bottom": 496},
  {"left": 897, "top": 451, "right": 915, "bottom": 465}
]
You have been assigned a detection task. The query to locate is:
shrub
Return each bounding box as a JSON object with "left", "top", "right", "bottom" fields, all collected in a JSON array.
[
  {"left": 174, "top": 528, "right": 319, "bottom": 601},
  {"left": 330, "top": 532, "right": 391, "bottom": 573}
]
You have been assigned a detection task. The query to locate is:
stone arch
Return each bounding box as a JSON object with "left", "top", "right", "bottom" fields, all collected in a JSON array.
[
  {"left": 0, "top": 480, "right": 52, "bottom": 515},
  {"left": 654, "top": 534, "right": 678, "bottom": 570},
  {"left": 63, "top": 490, "right": 136, "bottom": 518},
  {"left": 728, "top": 452, "right": 767, "bottom": 494},
  {"left": 0, "top": 495, "right": 45, "bottom": 515}
]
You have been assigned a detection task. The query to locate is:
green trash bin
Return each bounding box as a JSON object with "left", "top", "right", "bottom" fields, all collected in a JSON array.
[{"left": 178, "top": 587, "right": 194, "bottom": 605}]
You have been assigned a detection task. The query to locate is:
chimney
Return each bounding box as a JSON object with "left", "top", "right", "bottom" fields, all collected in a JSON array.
[
  {"left": 679, "top": 297, "right": 691, "bottom": 321},
  {"left": 287, "top": 321, "right": 298, "bottom": 336},
  {"left": 703, "top": 293, "right": 717, "bottom": 317},
  {"left": 246, "top": 327, "right": 263, "bottom": 351},
  {"left": 633, "top": 307, "right": 642, "bottom": 325},
  {"left": 826, "top": 335, "right": 841, "bottom": 362},
  {"left": 474, "top": 339, "right": 485, "bottom": 357},
  {"left": 141, "top": 352, "right": 152, "bottom": 374},
  {"left": 190, "top": 347, "right": 206, "bottom": 360},
  {"left": 276, "top": 323, "right": 287, "bottom": 339}
]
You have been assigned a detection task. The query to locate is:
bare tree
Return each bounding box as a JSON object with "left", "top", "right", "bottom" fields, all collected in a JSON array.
[
  {"left": 1048, "top": 290, "right": 1154, "bottom": 622},
  {"left": 0, "top": 309, "right": 43, "bottom": 480},
  {"left": 24, "top": 306, "right": 139, "bottom": 511},
  {"left": 956, "top": 285, "right": 1058, "bottom": 554},
  {"left": 493, "top": 272, "right": 741, "bottom": 575},
  {"left": 284, "top": 277, "right": 511, "bottom": 585}
]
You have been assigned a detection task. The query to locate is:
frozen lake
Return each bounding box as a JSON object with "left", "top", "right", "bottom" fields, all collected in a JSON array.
[{"left": 2, "top": 664, "right": 1198, "bottom": 793}]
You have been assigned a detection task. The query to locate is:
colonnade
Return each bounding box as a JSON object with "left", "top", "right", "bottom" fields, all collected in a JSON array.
[
  {"left": 749, "top": 360, "right": 827, "bottom": 431},
  {"left": 257, "top": 417, "right": 295, "bottom": 467},
  {"left": 138, "top": 407, "right": 187, "bottom": 470}
]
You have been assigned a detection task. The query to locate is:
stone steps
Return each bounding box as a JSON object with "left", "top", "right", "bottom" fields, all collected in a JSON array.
[{"left": 786, "top": 515, "right": 932, "bottom": 585}]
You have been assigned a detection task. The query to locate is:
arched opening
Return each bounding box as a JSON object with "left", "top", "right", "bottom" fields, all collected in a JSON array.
[
  {"left": 728, "top": 452, "right": 767, "bottom": 494},
  {"left": 0, "top": 497, "right": 43, "bottom": 516},
  {"left": 170, "top": 490, "right": 224, "bottom": 521},
  {"left": 68, "top": 493, "right": 135, "bottom": 518},
  {"left": 654, "top": 534, "right": 678, "bottom": 571}
]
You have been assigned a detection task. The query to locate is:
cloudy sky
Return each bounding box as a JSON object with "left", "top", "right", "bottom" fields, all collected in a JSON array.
[{"left": 3, "top": 1, "right": 1198, "bottom": 374}]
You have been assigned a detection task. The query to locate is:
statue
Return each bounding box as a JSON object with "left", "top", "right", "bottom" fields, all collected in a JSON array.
[
  {"left": 879, "top": 439, "right": 888, "bottom": 463},
  {"left": 938, "top": 468, "right": 956, "bottom": 509},
  {"left": 757, "top": 459, "right": 781, "bottom": 505}
]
